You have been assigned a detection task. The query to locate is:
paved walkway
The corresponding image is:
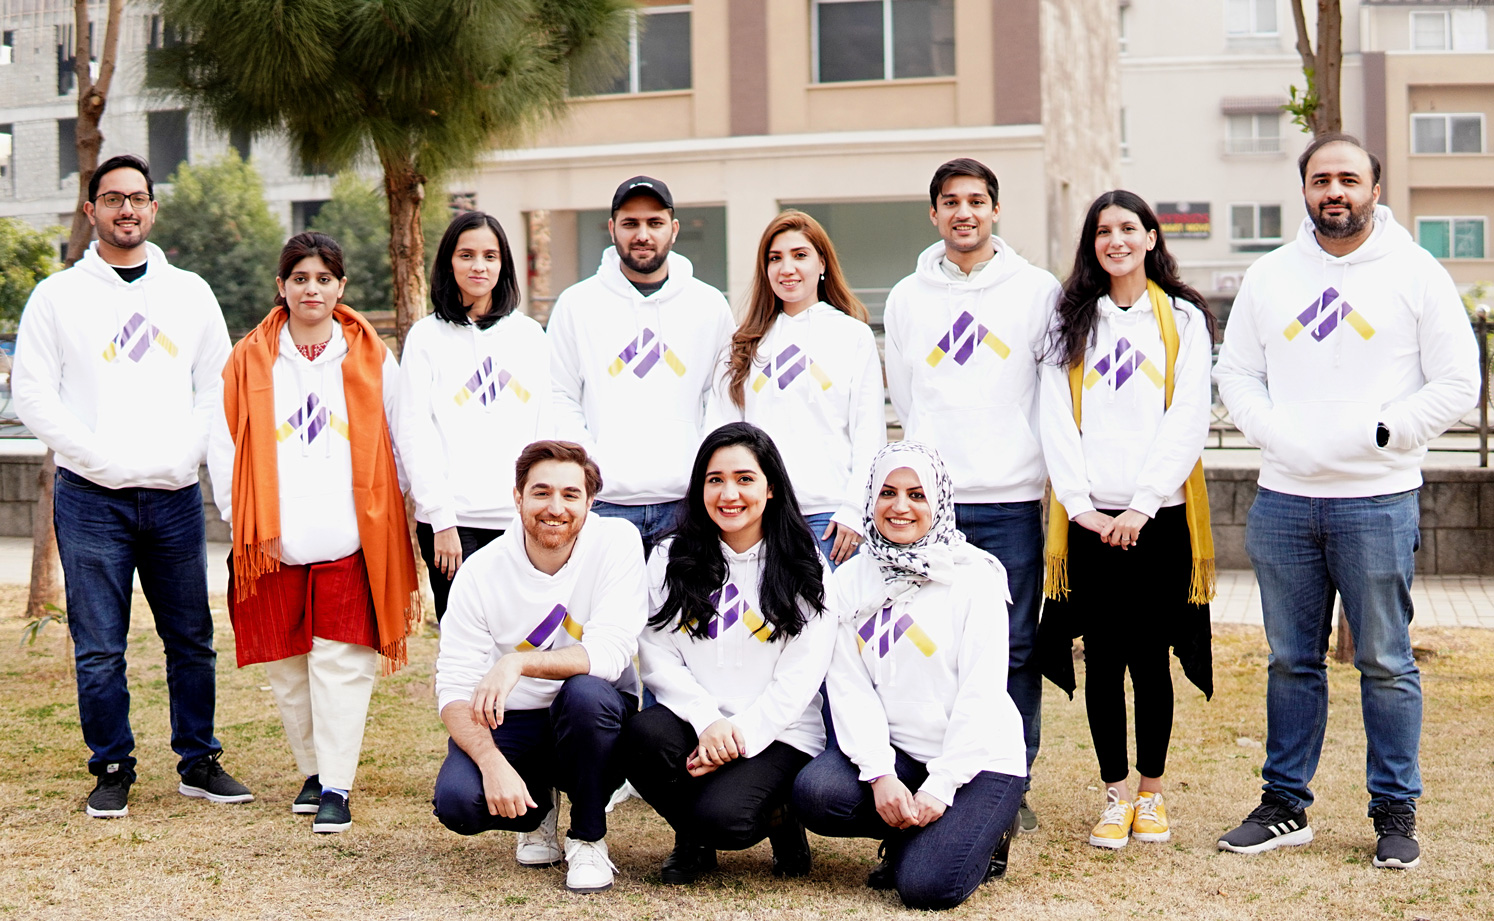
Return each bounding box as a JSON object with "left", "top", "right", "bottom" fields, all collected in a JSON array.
[{"left": 2, "top": 536, "right": 1489, "bottom": 629}]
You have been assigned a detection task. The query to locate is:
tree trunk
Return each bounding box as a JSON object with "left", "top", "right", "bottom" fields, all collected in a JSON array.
[
  {"left": 1333, "top": 599, "right": 1355, "bottom": 663},
  {"left": 1315, "top": 0, "right": 1342, "bottom": 134},
  {"left": 381, "top": 151, "right": 428, "bottom": 358},
  {"left": 31, "top": 0, "right": 123, "bottom": 621}
]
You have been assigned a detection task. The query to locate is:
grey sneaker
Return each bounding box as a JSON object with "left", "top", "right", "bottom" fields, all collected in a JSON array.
[
  {"left": 178, "top": 751, "right": 254, "bottom": 804},
  {"left": 1018, "top": 795, "right": 1038, "bottom": 833},
  {"left": 1371, "top": 803, "right": 1420, "bottom": 869}
]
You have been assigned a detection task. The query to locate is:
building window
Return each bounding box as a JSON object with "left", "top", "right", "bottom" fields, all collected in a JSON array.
[
  {"left": 1411, "top": 113, "right": 1484, "bottom": 154},
  {"left": 1225, "top": 0, "right": 1277, "bottom": 36},
  {"left": 1225, "top": 113, "right": 1281, "bottom": 154},
  {"left": 58, "top": 118, "right": 78, "bottom": 180},
  {"left": 1230, "top": 202, "right": 1282, "bottom": 248},
  {"left": 1417, "top": 217, "right": 1486, "bottom": 260},
  {"left": 2, "top": 30, "right": 15, "bottom": 66},
  {"left": 781, "top": 200, "right": 935, "bottom": 327},
  {"left": 591, "top": 5, "right": 691, "bottom": 95},
  {"left": 577, "top": 205, "right": 726, "bottom": 290},
  {"left": 1119, "top": 107, "right": 1130, "bottom": 159},
  {"left": 0, "top": 124, "right": 12, "bottom": 190},
  {"left": 1118, "top": 3, "right": 1129, "bottom": 54},
  {"left": 292, "top": 200, "right": 329, "bottom": 233},
  {"left": 813, "top": 0, "right": 955, "bottom": 84},
  {"left": 1411, "top": 11, "right": 1450, "bottom": 51},
  {"left": 148, "top": 109, "right": 189, "bottom": 179}
]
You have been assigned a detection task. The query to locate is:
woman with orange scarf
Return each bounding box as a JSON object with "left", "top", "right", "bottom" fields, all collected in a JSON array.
[{"left": 208, "top": 232, "right": 418, "bottom": 834}]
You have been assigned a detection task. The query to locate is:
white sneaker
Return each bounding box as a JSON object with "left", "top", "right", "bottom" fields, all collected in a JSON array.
[
  {"left": 515, "top": 789, "right": 563, "bottom": 867},
  {"left": 605, "top": 780, "right": 638, "bottom": 813},
  {"left": 564, "top": 836, "right": 617, "bottom": 893}
]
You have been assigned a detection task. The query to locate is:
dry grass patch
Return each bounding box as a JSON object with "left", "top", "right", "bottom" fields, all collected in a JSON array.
[{"left": 0, "top": 588, "right": 1490, "bottom": 920}]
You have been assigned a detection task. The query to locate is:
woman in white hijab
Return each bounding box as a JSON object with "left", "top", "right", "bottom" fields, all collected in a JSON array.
[{"left": 791, "top": 442, "right": 1027, "bottom": 910}]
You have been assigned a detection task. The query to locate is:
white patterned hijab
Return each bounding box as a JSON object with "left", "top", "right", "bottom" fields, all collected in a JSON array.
[{"left": 860, "top": 442, "right": 977, "bottom": 611}]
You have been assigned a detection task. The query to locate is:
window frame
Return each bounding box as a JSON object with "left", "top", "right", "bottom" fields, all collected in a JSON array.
[
  {"left": 1224, "top": 112, "right": 1283, "bottom": 155},
  {"left": 1416, "top": 216, "right": 1488, "bottom": 260},
  {"left": 1409, "top": 11, "right": 1451, "bottom": 51},
  {"left": 1410, "top": 112, "right": 1486, "bottom": 155},
  {"left": 1224, "top": 0, "right": 1279, "bottom": 37},
  {"left": 592, "top": 4, "right": 692, "bottom": 96},
  {"left": 1229, "top": 201, "right": 1283, "bottom": 245},
  {"left": 811, "top": 0, "right": 956, "bottom": 84}
]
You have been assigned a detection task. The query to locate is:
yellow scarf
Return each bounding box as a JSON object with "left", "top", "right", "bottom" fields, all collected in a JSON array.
[{"left": 1043, "top": 281, "right": 1215, "bottom": 605}]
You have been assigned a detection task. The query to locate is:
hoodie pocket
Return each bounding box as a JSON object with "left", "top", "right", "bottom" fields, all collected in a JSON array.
[{"left": 1263, "top": 401, "right": 1382, "bottom": 479}]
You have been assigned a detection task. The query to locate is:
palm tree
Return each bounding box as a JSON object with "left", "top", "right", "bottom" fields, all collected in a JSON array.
[{"left": 150, "top": 0, "right": 632, "bottom": 350}]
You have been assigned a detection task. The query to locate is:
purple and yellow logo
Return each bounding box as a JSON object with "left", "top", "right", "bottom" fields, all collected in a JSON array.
[
  {"left": 517, "top": 603, "right": 584, "bottom": 651},
  {"left": 101, "top": 312, "right": 178, "bottom": 363},
  {"left": 608, "top": 328, "right": 686, "bottom": 379},
  {"left": 752, "top": 344, "right": 832, "bottom": 393},
  {"left": 453, "top": 356, "right": 532, "bottom": 406},
  {"left": 275, "top": 392, "right": 349, "bottom": 445},
  {"left": 857, "top": 605, "right": 937, "bottom": 658},
  {"left": 1284, "top": 287, "right": 1375, "bottom": 342},
  {"left": 692, "top": 583, "right": 771, "bottom": 642},
  {"left": 1083, "top": 337, "right": 1164, "bottom": 392},
  {"left": 926, "top": 311, "right": 1010, "bottom": 367}
]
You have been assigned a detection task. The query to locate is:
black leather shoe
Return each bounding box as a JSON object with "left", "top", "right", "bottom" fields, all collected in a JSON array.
[
  {"left": 768, "top": 805, "right": 812, "bottom": 878},
  {"left": 867, "top": 838, "right": 899, "bottom": 891},
  {"left": 985, "top": 811, "right": 1021, "bottom": 881},
  {"left": 659, "top": 836, "right": 718, "bottom": 885}
]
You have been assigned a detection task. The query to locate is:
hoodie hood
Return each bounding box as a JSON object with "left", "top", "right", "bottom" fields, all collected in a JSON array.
[
  {"left": 913, "top": 237, "right": 1030, "bottom": 291},
  {"left": 78, "top": 241, "right": 168, "bottom": 286},
  {"left": 597, "top": 247, "right": 698, "bottom": 303},
  {"left": 1292, "top": 204, "right": 1412, "bottom": 266}
]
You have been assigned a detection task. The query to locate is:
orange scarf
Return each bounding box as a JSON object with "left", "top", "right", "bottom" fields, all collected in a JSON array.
[{"left": 222, "top": 304, "right": 419, "bottom": 671}]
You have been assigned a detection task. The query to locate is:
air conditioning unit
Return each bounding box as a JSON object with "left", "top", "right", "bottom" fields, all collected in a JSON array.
[{"left": 1212, "top": 272, "right": 1245, "bottom": 292}]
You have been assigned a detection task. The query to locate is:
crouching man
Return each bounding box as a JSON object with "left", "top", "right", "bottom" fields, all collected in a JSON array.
[{"left": 433, "top": 440, "right": 648, "bottom": 892}]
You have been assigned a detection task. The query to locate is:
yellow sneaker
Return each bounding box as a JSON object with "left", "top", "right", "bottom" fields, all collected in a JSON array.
[
  {"left": 1088, "top": 790, "right": 1133, "bottom": 849},
  {"left": 1132, "top": 791, "right": 1171, "bottom": 843}
]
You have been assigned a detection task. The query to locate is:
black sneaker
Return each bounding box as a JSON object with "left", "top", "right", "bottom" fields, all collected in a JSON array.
[
  {"left": 86, "top": 765, "right": 133, "bottom": 818},
  {"left": 1217, "top": 796, "right": 1313, "bottom": 854},
  {"left": 178, "top": 751, "right": 255, "bottom": 804},
  {"left": 659, "top": 835, "right": 717, "bottom": 884},
  {"left": 313, "top": 790, "right": 352, "bottom": 833},
  {"left": 767, "top": 805, "right": 812, "bottom": 878},
  {"left": 986, "top": 810, "right": 1022, "bottom": 881},
  {"left": 292, "top": 775, "right": 321, "bottom": 815},
  {"left": 867, "top": 838, "right": 900, "bottom": 891},
  {"left": 1370, "top": 803, "right": 1420, "bottom": 869}
]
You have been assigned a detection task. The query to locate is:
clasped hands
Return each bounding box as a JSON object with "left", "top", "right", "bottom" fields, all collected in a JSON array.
[{"left": 1072, "top": 508, "right": 1150, "bottom": 549}]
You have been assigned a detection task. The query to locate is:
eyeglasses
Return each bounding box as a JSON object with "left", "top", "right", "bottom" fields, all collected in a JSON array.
[{"left": 95, "top": 192, "right": 153, "bottom": 210}]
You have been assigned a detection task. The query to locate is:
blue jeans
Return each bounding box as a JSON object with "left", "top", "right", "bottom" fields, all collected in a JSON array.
[
  {"left": 1246, "top": 487, "right": 1422, "bottom": 813},
  {"left": 793, "top": 746, "right": 1022, "bottom": 911},
  {"left": 954, "top": 501, "right": 1043, "bottom": 786},
  {"left": 432, "top": 676, "right": 636, "bottom": 841},
  {"left": 803, "top": 511, "right": 858, "bottom": 571},
  {"left": 53, "top": 468, "right": 220, "bottom": 779},
  {"left": 591, "top": 499, "right": 685, "bottom": 557}
]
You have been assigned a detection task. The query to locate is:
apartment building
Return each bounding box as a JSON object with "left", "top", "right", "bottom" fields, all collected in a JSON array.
[{"left": 1363, "top": 0, "right": 1494, "bottom": 287}]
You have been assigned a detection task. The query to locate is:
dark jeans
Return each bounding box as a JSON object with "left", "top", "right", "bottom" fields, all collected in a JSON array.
[
  {"left": 954, "top": 500, "right": 1043, "bottom": 786},
  {"left": 591, "top": 499, "right": 685, "bottom": 557},
  {"left": 432, "top": 675, "right": 636, "bottom": 841},
  {"left": 622, "top": 704, "right": 811, "bottom": 850},
  {"left": 53, "top": 468, "right": 220, "bottom": 778},
  {"left": 793, "top": 747, "right": 1022, "bottom": 911},
  {"left": 414, "top": 521, "right": 503, "bottom": 621}
]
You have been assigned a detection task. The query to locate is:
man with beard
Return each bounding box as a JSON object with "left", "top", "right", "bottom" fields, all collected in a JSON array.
[
  {"left": 882, "top": 158, "right": 1061, "bottom": 833},
  {"left": 1214, "top": 134, "right": 1479, "bottom": 870},
  {"left": 547, "top": 177, "right": 734, "bottom": 552},
  {"left": 433, "top": 440, "right": 648, "bottom": 893},
  {"left": 12, "top": 154, "right": 249, "bottom": 818}
]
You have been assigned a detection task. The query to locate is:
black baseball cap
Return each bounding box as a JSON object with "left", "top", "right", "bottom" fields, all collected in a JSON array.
[{"left": 611, "top": 176, "right": 674, "bottom": 213}]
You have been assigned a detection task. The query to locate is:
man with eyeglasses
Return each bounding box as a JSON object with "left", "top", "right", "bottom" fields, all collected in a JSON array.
[{"left": 13, "top": 153, "right": 250, "bottom": 819}]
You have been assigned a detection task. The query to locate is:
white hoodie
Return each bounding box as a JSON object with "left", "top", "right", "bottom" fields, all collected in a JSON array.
[
  {"left": 548, "top": 249, "right": 735, "bottom": 504},
  {"left": 395, "top": 311, "right": 552, "bottom": 532},
  {"left": 705, "top": 303, "right": 886, "bottom": 525},
  {"left": 13, "top": 242, "right": 232, "bottom": 489},
  {"left": 1039, "top": 296, "right": 1213, "bottom": 518},
  {"left": 1214, "top": 206, "right": 1481, "bottom": 498},
  {"left": 826, "top": 553, "right": 1028, "bottom": 807},
  {"left": 207, "top": 323, "right": 402, "bottom": 566},
  {"left": 639, "top": 538, "right": 836, "bottom": 759},
  {"left": 883, "top": 239, "right": 1062, "bottom": 503},
  {"left": 434, "top": 514, "right": 648, "bottom": 713}
]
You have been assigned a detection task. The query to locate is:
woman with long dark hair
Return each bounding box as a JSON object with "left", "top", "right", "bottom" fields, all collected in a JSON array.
[
  {"left": 209, "top": 232, "right": 419, "bottom": 834},
  {"left": 1036, "top": 189, "right": 1216, "bottom": 849},
  {"left": 707, "top": 210, "right": 885, "bottom": 567},
  {"left": 394, "top": 211, "right": 551, "bottom": 620},
  {"left": 621, "top": 422, "right": 835, "bottom": 883},
  {"left": 792, "top": 441, "right": 1026, "bottom": 911}
]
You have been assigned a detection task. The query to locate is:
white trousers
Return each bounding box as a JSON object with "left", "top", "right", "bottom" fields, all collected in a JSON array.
[{"left": 263, "top": 637, "right": 379, "bottom": 790}]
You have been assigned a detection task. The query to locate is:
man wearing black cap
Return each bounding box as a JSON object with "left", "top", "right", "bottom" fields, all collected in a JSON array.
[{"left": 547, "top": 176, "right": 735, "bottom": 553}]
